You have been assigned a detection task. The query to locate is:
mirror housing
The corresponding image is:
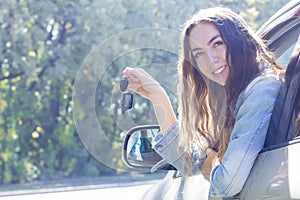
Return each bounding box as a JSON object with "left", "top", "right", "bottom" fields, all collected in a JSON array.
[{"left": 123, "top": 125, "right": 176, "bottom": 171}]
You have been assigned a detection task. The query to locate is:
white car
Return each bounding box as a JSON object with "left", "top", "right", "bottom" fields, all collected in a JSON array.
[{"left": 123, "top": 0, "right": 300, "bottom": 199}]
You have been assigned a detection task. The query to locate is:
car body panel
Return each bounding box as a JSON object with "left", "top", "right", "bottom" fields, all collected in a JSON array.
[
  {"left": 240, "top": 137, "right": 300, "bottom": 199},
  {"left": 288, "top": 138, "right": 300, "bottom": 199}
]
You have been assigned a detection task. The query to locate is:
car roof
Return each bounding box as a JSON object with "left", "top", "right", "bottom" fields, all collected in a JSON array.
[{"left": 257, "top": 0, "right": 300, "bottom": 38}]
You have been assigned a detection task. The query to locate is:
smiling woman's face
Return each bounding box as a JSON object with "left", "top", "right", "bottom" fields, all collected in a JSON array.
[{"left": 189, "top": 22, "right": 229, "bottom": 86}]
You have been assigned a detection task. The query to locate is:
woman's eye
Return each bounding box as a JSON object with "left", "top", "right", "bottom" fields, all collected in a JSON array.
[
  {"left": 195, "top": 52, "right": 204, "bottom": 58},
  {"left": 214, "top": 41, "right": 223, "bottom": 47}
]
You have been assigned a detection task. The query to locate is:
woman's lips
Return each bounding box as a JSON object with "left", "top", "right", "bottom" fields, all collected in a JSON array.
[{"left": 213, "top": 65, "right": 227, "bottom": 75}]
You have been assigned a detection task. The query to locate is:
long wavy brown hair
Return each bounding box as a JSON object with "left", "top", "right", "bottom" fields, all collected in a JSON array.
[{"left": 177, "top": 7, "right": 282, "bottom": 169}]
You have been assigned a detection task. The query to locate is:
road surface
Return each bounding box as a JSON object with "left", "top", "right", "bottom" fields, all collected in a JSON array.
[{"left": 0, "top": 181, "right": 157, "bottom": 200}]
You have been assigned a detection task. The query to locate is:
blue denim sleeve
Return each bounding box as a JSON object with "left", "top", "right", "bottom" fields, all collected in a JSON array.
[
  {"left": 153, "top": 122, "right": 207, "bottom": 175},
  {"left": 209, "top": 75, "right": 282, "bottom": 197}
]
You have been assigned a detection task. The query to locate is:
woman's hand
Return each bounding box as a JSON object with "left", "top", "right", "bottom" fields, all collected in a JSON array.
[
  {"left": 123, "top": 67, "right": 164, "bottom": 103},
  {"left": 200, "top": 148, "right": 218, "bottom": 181},
  {"left": 123, "top": 67, "right": 177, "bottom": 133}
]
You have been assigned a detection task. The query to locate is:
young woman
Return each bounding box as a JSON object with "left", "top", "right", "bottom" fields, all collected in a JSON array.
[{"left": 123, "top": 7, "right": 283, "bottom": 197}]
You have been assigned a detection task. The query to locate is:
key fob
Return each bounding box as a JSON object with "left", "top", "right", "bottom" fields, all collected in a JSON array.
[
  {"left": 120, "top": 78, "right": 129, "bottom": 92},
  {"left": 121, "top": 92, "right": 133, "bottom": 114}
]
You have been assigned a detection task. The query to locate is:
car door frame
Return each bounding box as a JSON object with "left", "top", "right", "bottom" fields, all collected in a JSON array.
[{"left": 238, "top": 1, "right": 300, "bottom": 199}]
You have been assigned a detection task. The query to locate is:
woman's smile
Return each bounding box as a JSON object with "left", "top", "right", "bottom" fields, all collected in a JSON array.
[{"left": 213, "top": 64, "right": 227, "bottom": 75}]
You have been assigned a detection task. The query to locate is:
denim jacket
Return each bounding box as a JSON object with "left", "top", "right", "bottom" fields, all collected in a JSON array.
[{"left": 153, "top": 73, "right": 282, "bottom": 197}]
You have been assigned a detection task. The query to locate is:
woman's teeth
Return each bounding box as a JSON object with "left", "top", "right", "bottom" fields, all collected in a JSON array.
[{"left": 213, "top": 65, "right": 226, "bottom": 74}]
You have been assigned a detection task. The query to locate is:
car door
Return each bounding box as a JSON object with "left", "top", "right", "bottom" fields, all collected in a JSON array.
[{"left": 238, "top": 2, "right": 300, "bottom": 199}]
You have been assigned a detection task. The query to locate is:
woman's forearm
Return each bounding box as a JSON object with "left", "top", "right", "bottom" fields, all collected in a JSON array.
[{"left": 150, "top": 87, "right": 177, "bottom": 133}]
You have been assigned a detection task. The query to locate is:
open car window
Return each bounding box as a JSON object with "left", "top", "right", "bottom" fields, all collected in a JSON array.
[
  {"left": 294, "top": 85, "right": 300, "bottom": 137},
  {"left": 291, "top": 40, "right": 300, "bottom": 138},
  {"left": 264, "top": 34, "right": 300, "bottom": 149},
  {"left": 260, "top": 1, "right": 300, "bottom": 149},
  {"left": 277, "top": 43, "right": 296, "bottom": 68}
]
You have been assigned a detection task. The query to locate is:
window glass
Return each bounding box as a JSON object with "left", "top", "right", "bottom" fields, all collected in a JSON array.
[
  {"left": 277, "top": 40, "right": 299, "bottom": 138},
  {"left": 294, "top": 88, "right": 300, "bottom": 137},
  {"left": 277, "top": 44, "right": 296, "bottom": 69}
]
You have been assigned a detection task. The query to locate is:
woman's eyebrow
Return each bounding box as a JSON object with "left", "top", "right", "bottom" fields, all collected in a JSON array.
[
  {"left": 192, "top": 47, "right": 203, "bottom": 52},
  {"left": 208, "top": 35, "right": 221, "bottom": 45}
]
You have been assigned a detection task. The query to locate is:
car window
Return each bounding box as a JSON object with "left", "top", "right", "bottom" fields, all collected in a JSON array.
[
  {"left": 276, "top": 39, "right": 299, "bottom": 139},
  {"left": 282, "top": 38, "right": 300, "bottom": 141},
  {"left": 264, "top": 33, "right": 300, "bottom": 148},
  {"left": 286, "top": 79, "right": 300, "bottom": 140},
  {"left": 277, "top": 44, "right": 296, "bottom": 69},
  {"left": 294, "top": 88, "right": 300, "bottom": 137}
]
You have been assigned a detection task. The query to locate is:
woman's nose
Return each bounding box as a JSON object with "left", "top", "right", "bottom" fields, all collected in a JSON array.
[{"left": 207, "top": 50, "right": 219, "bottom": 63}]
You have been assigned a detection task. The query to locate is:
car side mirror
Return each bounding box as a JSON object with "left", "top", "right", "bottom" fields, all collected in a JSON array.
[{"left": 123, "top": 125, "right": 175, "bottom": 171}]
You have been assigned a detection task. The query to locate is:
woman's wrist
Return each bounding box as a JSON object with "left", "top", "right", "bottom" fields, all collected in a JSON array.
[{"left": 146, "top": 85, "right": 165, "bottom": 103}]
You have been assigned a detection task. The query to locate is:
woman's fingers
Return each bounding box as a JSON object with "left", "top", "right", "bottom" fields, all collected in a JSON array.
[
  {"left": 122, "top": 67, "right": 163, "bottom": 101},
  {"left": 124, "top": 67, "right": 151, "bottom": 81},
  {"left": 200, "top": 148, "right": 218, "bottom": 181},
  {"left": 127, "top": 82, "right": 141, "bottom": 92}
]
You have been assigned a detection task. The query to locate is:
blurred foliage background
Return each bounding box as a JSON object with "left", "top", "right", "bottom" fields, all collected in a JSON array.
[{"left": 0, "top": 0, "right": 290, "bottom": 184}]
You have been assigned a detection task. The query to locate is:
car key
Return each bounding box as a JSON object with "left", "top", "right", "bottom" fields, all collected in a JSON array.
[
  {"left": 119, "top": 77, "right": 133, "bottom": 114},
  {"left": 120, "top": 78, "right": 129, "bottom": 92},
  {"left": 121, "top": 92, "right": 133, "bottom": 114}
]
